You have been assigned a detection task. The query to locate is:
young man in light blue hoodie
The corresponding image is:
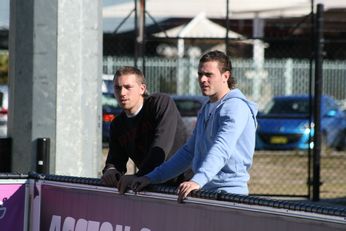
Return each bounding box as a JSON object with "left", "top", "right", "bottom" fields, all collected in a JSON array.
[{"left": 119, "top": 50, "right": 258, "bottom": 202}]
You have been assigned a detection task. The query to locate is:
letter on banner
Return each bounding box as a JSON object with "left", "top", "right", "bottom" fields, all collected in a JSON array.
[
  {"left": 63, "top": 217, "right": 76, "bottom": 231},
  {"left": 140, "top": 228, "right": 151, "bottom": 231},
  {"left": 49, "top": 215, "right": 61, "bottom": 231},
  {"left": 100, "top": 222, "right": 113, "bottom": 231},
  {"left": 75, "top": 219, "right": 87, "bottom": 231}
]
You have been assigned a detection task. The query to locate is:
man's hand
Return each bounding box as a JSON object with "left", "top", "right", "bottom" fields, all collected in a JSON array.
[
  {"left": 101, "top": 168, "right": 122, "bottom": 187},
  {"left": 130, "top": 176, "right": 151, "bottom": 192},
  {"left": 177, "top": 181, "right": 200, "bottom": 203},
  {"left": 117, "top": 175, "right": 138, "bottom": 194}
]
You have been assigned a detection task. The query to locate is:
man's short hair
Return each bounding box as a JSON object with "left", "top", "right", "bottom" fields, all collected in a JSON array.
[
  {"left": 114, "top": 66, "right": 145, "bottom": 84},
  {"left": 114, "top": 66, "right": 149, "bottom": 96}
]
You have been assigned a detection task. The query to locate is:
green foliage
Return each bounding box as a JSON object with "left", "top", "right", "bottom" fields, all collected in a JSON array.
[{"left": 0, "top": 51, "right": 9, "bottom": 85}]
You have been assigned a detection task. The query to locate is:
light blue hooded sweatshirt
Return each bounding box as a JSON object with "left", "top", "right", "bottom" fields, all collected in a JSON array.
[{"left": 146, "top": 89, "right": 258, "bottom": 195}]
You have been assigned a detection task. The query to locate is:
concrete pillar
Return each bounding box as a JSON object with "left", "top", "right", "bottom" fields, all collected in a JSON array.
[{"left": 8, "top": 0, "right": 102, "bottom": 177}]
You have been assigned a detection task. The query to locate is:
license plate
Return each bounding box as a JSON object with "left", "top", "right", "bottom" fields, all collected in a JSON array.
[{"left": 270, "top": 136, "right": 288, "bottom": 144}]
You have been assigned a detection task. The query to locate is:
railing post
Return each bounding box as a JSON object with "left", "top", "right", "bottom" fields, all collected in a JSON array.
[{"left": 312, "top": 3, "right": 324, "bottom": 202}]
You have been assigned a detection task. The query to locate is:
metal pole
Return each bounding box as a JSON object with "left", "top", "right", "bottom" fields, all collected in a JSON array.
[
  {"left": 140, "top": 0, "right": 146, "bottom": 74},
  {"left": 312, "top": 3, "right": 324, "bottom": 202},
  {"left": 307, "top": 0, "right": 314, "bottom": 201},
  {"left": 36, "top": 138, "right": 50, "bottom": 174},
  {"left": 134, "top": 0, "right": 138, "bottom": 68},
  {"left": 225, "top": 0, "right": 229, "bottom": 56},
  {"left": 134, "top": 0, "right": 146, "bottom": 72}
]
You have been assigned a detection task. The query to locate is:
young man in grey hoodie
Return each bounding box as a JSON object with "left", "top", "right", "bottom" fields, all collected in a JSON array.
[{"left": 119, "top": 50, "right": 258, "bottom": 202}]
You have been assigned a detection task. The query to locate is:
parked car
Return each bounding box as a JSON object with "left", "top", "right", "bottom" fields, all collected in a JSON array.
[
  {"left": 255, "top": 95, "right": 346, "bottom": 151},
  {"left": 171, "top": 95, "right": 209, "bottom": 137},
  {"left": 102, "top": 92, "right": 122, "bottom": 142},
  {"left": 0, "top": 85, "right": 8, "bottom": 138},
  {"left": 102, "top": 74, "right": 120, "bottom": 142}
]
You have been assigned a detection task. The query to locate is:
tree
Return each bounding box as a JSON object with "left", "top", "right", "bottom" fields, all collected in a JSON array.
[{"left": 0, "top": 51, "right": 9, "bottom": 85}]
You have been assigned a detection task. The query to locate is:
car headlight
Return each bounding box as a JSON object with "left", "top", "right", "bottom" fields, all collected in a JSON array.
[{"left": 303, "top": 122, "right": 314, "bottom": 134}]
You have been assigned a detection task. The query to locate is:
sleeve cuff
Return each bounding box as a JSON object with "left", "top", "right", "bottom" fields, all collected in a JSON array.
[{"left": 190, "top": 172, "right": 209, "bottom": 188}]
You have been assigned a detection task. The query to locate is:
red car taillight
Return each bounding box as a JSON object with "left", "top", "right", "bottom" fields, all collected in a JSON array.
[
  {"left": 0, "top": 108, "right": 7, "bottom": 115},
  {"left": 103, "top": 113, "right": 115, "bottom": 122}
]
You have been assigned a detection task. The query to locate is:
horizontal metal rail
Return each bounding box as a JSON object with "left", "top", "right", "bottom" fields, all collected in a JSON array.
[{"left": 25, "top": 172, "right": 346, "bottom": 218}]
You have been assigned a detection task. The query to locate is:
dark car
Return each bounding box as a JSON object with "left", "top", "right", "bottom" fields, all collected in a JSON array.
[
  {"left": 102, "top": 92, "right": 122, "bottom": 143},
  {"left": 255, "top": 95, "right": 346, "bottom": 151},
  {"left": 171, "top": 95, "right": 209, "bottom": 137}
]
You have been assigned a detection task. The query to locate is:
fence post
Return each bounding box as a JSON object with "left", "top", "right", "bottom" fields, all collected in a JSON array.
[
  {"left": 312, "top": 3, "right": 324, "bottom": 202},
  {"left": 36, "top": 138, "right": 50, "bottom": 174},
  {"left": 284, "top": 59, "right": 293, "bottom": 95}
]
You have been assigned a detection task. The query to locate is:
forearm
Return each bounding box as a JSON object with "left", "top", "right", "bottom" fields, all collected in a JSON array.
[{"left": 106, "top": 140, "right": 129, "bottom": 174}]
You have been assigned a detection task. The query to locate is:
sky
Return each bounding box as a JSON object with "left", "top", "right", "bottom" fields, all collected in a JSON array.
[
  {"left": 0, "top": 0, "right": 9, "bottom": 29},
  {"left": 103, "top": 0, "right": 137, "bottom": 33}
]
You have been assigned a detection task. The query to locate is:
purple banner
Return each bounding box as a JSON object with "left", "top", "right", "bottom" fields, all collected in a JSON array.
[
  {"left": 40, "top": 184, "right": 345, "bottom": 231},
  {"left": 0, "top": 183, "right": 26, "bottom": 231}
]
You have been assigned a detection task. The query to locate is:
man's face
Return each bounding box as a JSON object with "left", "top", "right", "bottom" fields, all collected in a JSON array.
[
  {"left": 113, "top": 74, "right": 146, "bottom": 114},
  {"left": 198, "top": 61, "right": 229, "bottom": 102}
]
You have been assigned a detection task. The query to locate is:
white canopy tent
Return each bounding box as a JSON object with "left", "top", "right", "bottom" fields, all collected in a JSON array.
[
  {"left": 153, "top": 12, "right": 247, "bottom": 57},
  {"left": 153, "top": 12, "right": 245, "bottom": 38}
]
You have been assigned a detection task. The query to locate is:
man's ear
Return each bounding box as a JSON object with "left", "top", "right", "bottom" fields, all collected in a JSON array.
[
  {"left": 223, "top": 70, "right": 231, "bottom": 82},
  {"left": 140, "top": 83, "right": 147, "bottom": 95}
]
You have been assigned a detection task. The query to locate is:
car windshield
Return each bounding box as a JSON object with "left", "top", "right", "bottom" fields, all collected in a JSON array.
[{"left": 263, "top": 98, "right": 310, "bottom": 115}]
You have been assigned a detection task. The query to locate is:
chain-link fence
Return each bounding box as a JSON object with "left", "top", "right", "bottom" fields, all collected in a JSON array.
[{"left": 103, "top": 57, "right": 346, "bottom": 107}]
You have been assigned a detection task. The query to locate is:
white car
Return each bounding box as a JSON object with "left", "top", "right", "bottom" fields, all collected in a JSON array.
[{"left": 0, "top": 85, "right": 8, "bottom": 137}]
